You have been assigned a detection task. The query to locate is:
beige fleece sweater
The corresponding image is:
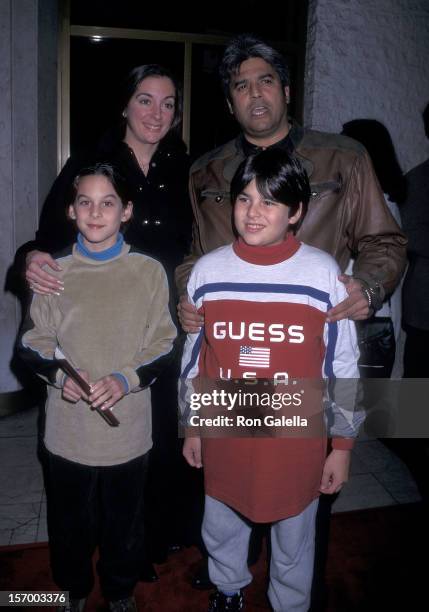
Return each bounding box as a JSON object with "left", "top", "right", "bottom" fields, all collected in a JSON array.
[{"left": 19, "top": 242, "right": 177, "bottom": 466}]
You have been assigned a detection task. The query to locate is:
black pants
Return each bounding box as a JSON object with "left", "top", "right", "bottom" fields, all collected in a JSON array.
[
  {"left": 145, "top": 354, "right": 193, "bottom": 561},
  {"left": 403, "top": 324, "right": 429, "bottom": 378},
  {"left": 45, "top": 450, "right": 148, "bottom": 601}
]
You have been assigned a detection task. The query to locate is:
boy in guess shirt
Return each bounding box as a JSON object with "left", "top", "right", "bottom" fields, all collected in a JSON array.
[{"left": 181, "top": 149, "right": 359, "bottom": 612}]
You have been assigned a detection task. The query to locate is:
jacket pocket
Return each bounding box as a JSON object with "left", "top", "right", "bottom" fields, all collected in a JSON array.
[
  {"left": 310, "top": 180, "right": 342, "bottom": 200},
  {"left": 201, "top": 189, "right": 230, "bottom": 204}
]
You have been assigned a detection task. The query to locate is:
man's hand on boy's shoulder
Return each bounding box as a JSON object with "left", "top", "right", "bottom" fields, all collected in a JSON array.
[
  {"left": 183, "top": 436, "right": 203, "bottom": 468},
  {"left": 89, "top": 374, "right": 127, "bottom": 412},
  {"left": 326, "top": 275, "right": 371, "bottom": 322},
  {"left": 178, "top": 295, "right": 204, "bottom": 333},
  {"left": 319, "top": 449, "right": 351, "bottom": 495}
]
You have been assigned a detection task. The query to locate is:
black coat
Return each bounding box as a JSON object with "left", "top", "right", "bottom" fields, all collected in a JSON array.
[{"left": 34, "top": 135, "right": 192, "bottom": 286}]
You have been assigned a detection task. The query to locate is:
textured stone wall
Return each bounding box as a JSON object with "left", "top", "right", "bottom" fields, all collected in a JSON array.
[
  {"left": 0, "top": 0, "right": 16, "bottom": 393},
  {"left": 0, "top": 0, "right": 58, "bottom": 393},
  {"left": 304, "top": 0, "right": 429, "bottom": 172}
]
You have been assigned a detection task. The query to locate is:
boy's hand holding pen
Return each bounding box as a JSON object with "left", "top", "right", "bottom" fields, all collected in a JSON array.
[
  {"left": 61, "top": 372, "right": 122, "bottom": 427},
  {"left": 55, "top": 347, "right": 121, "bottom": 427},
  {"left": 62, "top": 372, "right": 127, "bottom": 411},
  {"left": 89, "top": 375, "right": 127, "bottom": 411},
  {"left": 62, "top": 371, "right": 91, "bottom": 403}
]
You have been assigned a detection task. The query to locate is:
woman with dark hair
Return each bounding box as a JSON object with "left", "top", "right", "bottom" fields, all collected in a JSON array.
[
  {"left": 22, "top": 64, "right": 192, "bottom": 580},
  {"left": 26, "top": 63, "right": 191, "bottom": 288}
]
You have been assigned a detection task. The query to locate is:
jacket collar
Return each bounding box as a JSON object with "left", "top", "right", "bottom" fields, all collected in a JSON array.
[
  {"left": 223, "top": 140, "right": 245, "bottom": 183},
  {"left": 290, "top": 122, "right": 314, "bottom": 179}
]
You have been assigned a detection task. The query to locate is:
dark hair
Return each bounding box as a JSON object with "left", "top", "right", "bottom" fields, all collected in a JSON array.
[
  {"left": 219, "top": 34, "right": 290, "bottom": 101},
  {"left": 231, "top": 148, "right": 310, "bottom": 234},
  {"left": 69, "top": 162, "right": 133, "bottom": 209},
  {"left": 341, "top": 119, "right": 406, "bottom": 205},
  {"left": 120, "top": 64, "right": 183, "bottom": 131}
]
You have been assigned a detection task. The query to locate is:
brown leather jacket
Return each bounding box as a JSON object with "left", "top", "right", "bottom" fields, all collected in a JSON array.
[{"left": 176, "top": 122, "right": 407, "bottom": 298}]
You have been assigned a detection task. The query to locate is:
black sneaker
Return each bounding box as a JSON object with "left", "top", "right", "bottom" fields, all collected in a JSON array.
[
  {"left": 57, "top": 598, "right": 86, "bottom": 612},
  {"left": 108, "top": 596, "right": 137, "bottom": 612},
  {"left": 208, "top": 589, "right": 244, "bottom": 611}
]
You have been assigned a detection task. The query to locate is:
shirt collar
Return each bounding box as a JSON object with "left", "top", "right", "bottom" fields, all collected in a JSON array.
[
  {"left": 233, "top": 234, "right": 301, "bottom": 265},
  {"left": 239, "top": 131, "right": 295, "bottom": 157},
  {"left": 77, "top": 233, "right": 124, "bottom": 261}
]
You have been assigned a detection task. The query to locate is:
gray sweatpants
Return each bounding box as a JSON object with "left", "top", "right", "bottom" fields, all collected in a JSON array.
[{"left": 202, "top": 495, "right": 319, "bottom": 612}]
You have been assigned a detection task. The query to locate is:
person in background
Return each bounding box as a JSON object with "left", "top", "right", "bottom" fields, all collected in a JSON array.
[
  {"left": 175, "top": 34, "right": 407, "bottom": 609},
  {"left": 341, "top": 119, "right": 407, "bottom": 379},
  {"left": 395, "top": 103, "right": 429, "bottom": 507},
  {"left": 20, "top": 64, "right": 193, "bottom": 578},
  {"left": 401, "top": 103, "right": 429, "bottom": 379}
]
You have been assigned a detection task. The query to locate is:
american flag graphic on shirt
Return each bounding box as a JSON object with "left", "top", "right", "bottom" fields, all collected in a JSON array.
[{"left": 239, "top": 346, "right": 271, "bottom": 368}]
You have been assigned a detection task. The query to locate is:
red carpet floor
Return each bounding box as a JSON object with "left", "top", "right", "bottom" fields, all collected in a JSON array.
[{"left": 0, "top": 503, "right": 426, "bottom": 611}]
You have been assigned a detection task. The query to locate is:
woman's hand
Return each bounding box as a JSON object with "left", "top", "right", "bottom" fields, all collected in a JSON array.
[
  {"left": 89, "top": 375, "right": 127, "bottom": 411},
  {"left": 26, "top": 250, "right": 64, "bottom": 295}
]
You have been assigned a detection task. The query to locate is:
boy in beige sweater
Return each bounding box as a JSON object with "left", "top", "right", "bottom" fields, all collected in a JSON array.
[{"left": 18, "top": 163, "right": 176, "bottom": 612}]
